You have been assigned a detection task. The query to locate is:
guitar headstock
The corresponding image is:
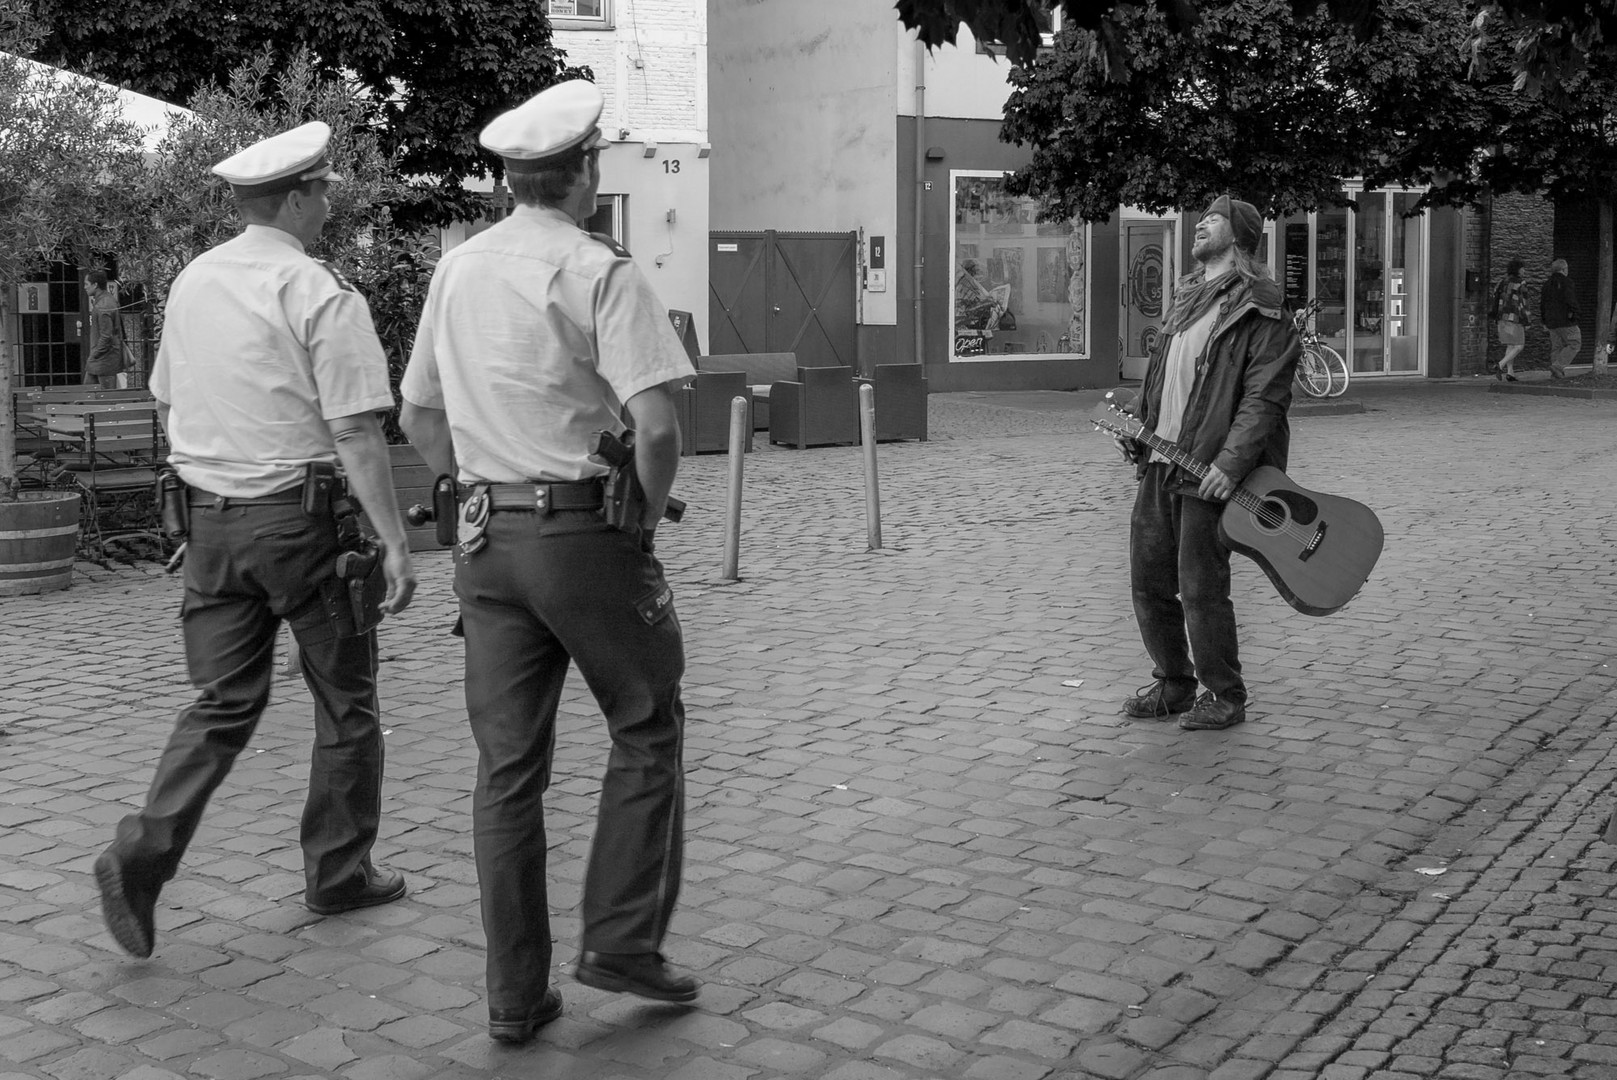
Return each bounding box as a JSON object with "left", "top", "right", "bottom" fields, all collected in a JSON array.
[{"left": 1090, "top": 387, "right": 1144, "bottom": 440}]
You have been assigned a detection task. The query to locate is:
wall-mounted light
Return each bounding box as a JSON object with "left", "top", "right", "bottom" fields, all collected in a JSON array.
[
  {"left": 925, "top": 146, "right": 945, "bottom": 160},
  {"left": 642, "top": 141, "right": 658, "bottom": 158},
  {"left": 697, "top": 143, "right": 711, "bottom": 159}
]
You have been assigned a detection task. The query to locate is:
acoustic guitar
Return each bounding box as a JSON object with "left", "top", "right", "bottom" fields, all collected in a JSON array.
[{"left": 1092, "top": 389, "right": 1384, "bottom": 616}]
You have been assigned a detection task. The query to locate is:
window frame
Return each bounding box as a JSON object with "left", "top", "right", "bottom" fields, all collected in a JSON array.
[
  {"left": 543, "top": 0, "right": 613, "bottom": 31},
  {"left": 948, "top": 169, "right": 1091, "bottom": 363}
]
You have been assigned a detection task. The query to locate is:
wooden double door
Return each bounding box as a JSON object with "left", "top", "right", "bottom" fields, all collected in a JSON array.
[{"left": 709, "top": 230, "right": 857, "bottom": 370}]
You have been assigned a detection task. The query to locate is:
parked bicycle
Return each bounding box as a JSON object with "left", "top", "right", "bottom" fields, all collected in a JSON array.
[{"left": 1291, "top": 298, "right": 1350, "bottom": 398}]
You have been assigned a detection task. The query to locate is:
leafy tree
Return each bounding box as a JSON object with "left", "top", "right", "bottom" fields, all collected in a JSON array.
[
  {"left": 998, "top": 0, "right": 1466, "bottom": 221},
  {"left": 896, "top": 0, "right": 1613, "bottom": 94},
  {"left": 29, "top": 0, "right": 584, "bottom": 226},
  {"left": 129, "top": 48, "right": 408, "bottom": 301},
  {"left": 0, "top": 8, "right": 148, "bottom": 496}
]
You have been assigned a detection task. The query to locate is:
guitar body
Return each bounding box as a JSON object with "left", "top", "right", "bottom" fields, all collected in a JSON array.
[{"left": 1217, "top": 465, "right": 1384, "bottom": 616}]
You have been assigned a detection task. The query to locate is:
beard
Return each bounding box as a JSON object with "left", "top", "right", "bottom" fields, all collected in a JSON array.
[{"left": 1192, "top": 232, "right": 1234, "bottom": 263}]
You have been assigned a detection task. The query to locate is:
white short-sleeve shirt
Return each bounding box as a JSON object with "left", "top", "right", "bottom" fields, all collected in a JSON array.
[
  {"left": 149, "top": 225, "right": 394, "bottom": 497},
  {"left": 401, "top": 204, "right": 696, "bottom": 484}
]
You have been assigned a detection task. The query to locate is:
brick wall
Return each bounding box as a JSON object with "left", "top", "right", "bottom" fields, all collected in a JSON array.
[
  {"left": 553, "top": 0, "right": 706, "bottom": 141},
  {"left": 1487, "top": 192, "right": 1555, "bottom": 371},
  {"left": 1459, "top": 203, "right": 1490, "bottom": 375}
]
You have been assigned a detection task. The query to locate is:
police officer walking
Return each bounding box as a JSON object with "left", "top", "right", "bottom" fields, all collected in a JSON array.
[
  {"left": 400, "top": 81, "right": 697, "bottom": 1043},
  {"left": 94, "top": 122, "right": 417, "bottom": 959}
]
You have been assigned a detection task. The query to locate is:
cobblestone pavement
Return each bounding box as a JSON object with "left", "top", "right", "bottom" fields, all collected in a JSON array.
[{"left": 2, "top": 379, "right": 1616, "bottom": 1080}]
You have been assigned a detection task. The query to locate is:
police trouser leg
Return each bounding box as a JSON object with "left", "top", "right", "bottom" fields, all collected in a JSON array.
[
  {"left": 292, "top": 626, "right": 384, "bottom": 897},
  {"left": 562, "top": 542, "right": 686, "bottom": 957},
  {"left": 460, "top": 593, "right": 567, "bottom": 1013},
  {"left": 111, "top": 592, "right": 279, "bottom": 887}
]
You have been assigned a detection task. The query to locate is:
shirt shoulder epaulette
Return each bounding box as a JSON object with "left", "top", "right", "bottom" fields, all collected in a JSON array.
[
  {"left": 315, "top": 259, "right": 355, "bottom": 292},
  {"left": 587, "top": 232, "right": 633, "bottom": 259}
]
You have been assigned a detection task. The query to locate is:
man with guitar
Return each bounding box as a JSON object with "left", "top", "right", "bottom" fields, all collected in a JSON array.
[{"left": 1113, "top": 195, "right": 1300, "bottom": 732}]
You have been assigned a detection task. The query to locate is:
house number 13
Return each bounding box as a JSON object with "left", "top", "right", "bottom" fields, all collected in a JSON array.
[{"left": 663, "top": 160, "right": 681, "bottom": 174}]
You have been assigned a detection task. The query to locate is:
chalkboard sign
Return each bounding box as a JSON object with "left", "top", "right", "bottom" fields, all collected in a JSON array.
[
  {"left": 1283, "top": 223, "right": 1310, "bottom": 308},
  {"left": 667, "top": 309, "right": 700, "bottom": 361}
]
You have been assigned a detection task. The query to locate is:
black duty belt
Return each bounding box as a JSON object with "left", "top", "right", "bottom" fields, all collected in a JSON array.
[
  {"left": 476, "top": 480, "right": 605, "bottom": 513},
  {"left": 190, "top": 487, "right": 305, "bottom": 508}
]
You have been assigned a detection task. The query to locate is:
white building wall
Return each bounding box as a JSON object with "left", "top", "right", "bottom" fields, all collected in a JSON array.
[
  {"left": 894, "top": 25, "right": 1019, "bottom": 122},
  {"left": 454, "top": 0, "right": 710, "bottom": 340},
  {"left": 709, "top": 0, "right": 900, "bottom": 328}
]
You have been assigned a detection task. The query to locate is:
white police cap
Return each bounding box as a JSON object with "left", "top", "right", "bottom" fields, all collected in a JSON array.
[
  {"left": 480, "top": 80, "right": 610, "bottom": 174},
  {"left": 212, "top": 121, "right": 345, "bottom": 198}
]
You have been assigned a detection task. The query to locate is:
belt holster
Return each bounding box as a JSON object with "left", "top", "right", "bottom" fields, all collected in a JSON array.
[
  {"left": 303, "top": 461, "right": 340, "bottom": 518},
  {"left": 154, "top": 465, "right": 189, "bottom": 542},
  {"left": 457, "top": 485, "right": 491, "bottom": 557},
  {"left": 431, "top": 475, "right": 458, "bottom": 547}
]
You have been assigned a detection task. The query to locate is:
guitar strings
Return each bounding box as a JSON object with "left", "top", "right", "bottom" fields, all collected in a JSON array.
[{"left": 1098, "top": 416, "right": 1317, "bottom": 550}]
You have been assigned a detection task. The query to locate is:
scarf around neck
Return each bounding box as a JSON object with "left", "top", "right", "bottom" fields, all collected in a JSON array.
[{"left": 1162, "top": 266, "right": 1245, "bottom": 336}]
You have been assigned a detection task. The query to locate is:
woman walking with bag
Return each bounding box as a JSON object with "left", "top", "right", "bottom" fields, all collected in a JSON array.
[{"left": 1491, "top": 259, "right": 1530, "bottom": 381}]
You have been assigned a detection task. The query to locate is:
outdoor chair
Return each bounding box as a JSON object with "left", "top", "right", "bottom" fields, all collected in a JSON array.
[
  {"left": 677, "top": 368, "right": 751, "bottom": 454},
  {"left": 857, "top": 363, "right": 929, "bottom": 442},
  {"left": 769, "top": 364, "right": 860, "bottom": 449},
  {"left": 44, "top": 401, "right": 165, "bottom": 556}
]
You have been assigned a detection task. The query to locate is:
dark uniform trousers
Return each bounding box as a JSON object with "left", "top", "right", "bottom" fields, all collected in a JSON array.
[
  {"left": 1130, "top": 463, "right": 1246, "bottom": 704},
  {"left": 109, "top": 499, "right": 385, "bottom": 898},
  {"left": 456, "top": 508, "right": 686, "bottom": 1014}
]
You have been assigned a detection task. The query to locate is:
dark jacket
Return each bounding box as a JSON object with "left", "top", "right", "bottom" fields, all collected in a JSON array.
[
  {"left": 1540, "top": 271, "right": 1579, "bottom": 329},
  {"left": 1134, "top": 274, "right": 1300, "bottom": 495}
]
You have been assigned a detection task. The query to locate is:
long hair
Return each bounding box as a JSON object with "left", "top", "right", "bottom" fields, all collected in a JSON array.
[{"left": 1230, "top": 245, "right": 1273, "bottom": 286}]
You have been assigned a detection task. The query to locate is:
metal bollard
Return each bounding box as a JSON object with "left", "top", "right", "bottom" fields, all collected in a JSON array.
[
  {"left": 720, "top": 394, "right": 747, "bottom": 581},
  {"left": 859, "top": 382, "right": 881, "bottom": 551}
]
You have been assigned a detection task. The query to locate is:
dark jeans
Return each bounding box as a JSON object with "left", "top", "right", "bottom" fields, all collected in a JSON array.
[
  {"left": 109, "top": 500, "right": 384, "bottom": 898},
  {"left": 456, "top": 509, "right": 686, "bottom": 1015},
  {"left": 1130, "top": 464, "right": 1245, "bottom": 703}
]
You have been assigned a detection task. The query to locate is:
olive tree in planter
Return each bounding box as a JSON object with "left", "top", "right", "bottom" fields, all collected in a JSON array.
[{"left": 0, "top": 27, "right": 149, "bottom": 591}]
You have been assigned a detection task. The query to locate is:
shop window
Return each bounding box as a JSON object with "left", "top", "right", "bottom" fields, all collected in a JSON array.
[
  {"left": 950, "top": 172, "right": 1089, "bottom": 361},
  {"left": 542, "top": 0, "right": 612, "bottom": 29}
]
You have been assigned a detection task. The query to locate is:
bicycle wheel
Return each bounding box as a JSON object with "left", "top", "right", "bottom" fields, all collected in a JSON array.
[
  {"left": 1315, "top": 343, "right": 1350, "bottom": 397},
  {"left": 1295, "top": 348, "right": 1332, "bottom": 398}
]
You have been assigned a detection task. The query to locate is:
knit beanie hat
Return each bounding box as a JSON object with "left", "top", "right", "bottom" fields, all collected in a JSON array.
[{"left": 1205, "top": 194, "right": 1262, "bottom": 254}]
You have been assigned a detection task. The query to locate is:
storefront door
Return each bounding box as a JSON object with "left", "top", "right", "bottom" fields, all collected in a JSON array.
[
  {"left": 1119, "top": 217, "right": 1174, "bottom": 380},
  {"left": 1311, "top": 190, "right": 1427, "bottom": 377}
]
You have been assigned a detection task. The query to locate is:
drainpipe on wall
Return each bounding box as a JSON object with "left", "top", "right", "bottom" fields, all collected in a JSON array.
[{"left": 913, "top": 38, "right": 926, "bottom": 367}]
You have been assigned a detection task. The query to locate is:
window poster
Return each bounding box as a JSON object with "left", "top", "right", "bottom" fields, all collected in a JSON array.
[{"left": 951, "top": 173, "right": 1089, "bottom": 360}]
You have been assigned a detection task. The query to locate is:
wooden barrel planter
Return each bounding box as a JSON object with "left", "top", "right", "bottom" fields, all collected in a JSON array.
[{"left": 0, "top": 490, "right": 82, "bottom": 596}]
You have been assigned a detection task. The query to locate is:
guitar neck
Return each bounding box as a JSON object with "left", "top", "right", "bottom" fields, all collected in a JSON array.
[
  {"left": 1124, "top": 421, "right": 1267, "bottom": 516},
  {"left": 1131, "top": 426, "right": 1208, "bottom": 482}
]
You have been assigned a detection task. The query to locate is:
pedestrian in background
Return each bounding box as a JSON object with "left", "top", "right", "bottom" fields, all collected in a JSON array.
[
  {"left": 1540, "top": 257, "right": 1581, "bottom": 379},
  {"left": 401, "top": 80, "right": 699, "bottom": 1044},
  {"left": 94, "top": 121, "right": 417, "bottom": 960},
  {"left": 83, "top": 269, "right": 123, "bottom": 389},
  {"left": 1490, "top": 259, "right": 1529, "bottom": 381}
]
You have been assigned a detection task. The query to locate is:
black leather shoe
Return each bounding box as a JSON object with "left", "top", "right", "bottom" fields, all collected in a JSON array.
[
  {"left": 1122, "top": 680, "right": 1196, "bottom": 719},
  {"left": 575, "top": 952, "right": 700, "bottom": 1003},
  {"left": 489, "top": 986, "right": 563, "bottom": 1043},
  {"left": 305, "top": 865, "right": 407, "bottom": 915},
  {"left": 95, "top": 848, "right": 156, "bottom": 958},
  {"left": 1178, "top": 692, "right": 1246, "bottom": 731}
]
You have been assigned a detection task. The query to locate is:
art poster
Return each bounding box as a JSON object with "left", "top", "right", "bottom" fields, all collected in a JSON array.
[
  {"left": 1036, "top": 247, "right": 1068, "bottom": 304},
  {"left": 989, "top": 247, "right": 1024, "bottom": 309}
]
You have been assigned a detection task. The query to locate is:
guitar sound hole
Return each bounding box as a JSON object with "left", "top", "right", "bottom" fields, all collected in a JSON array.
[{"left": 1254, "top": 497, "right": 1288, "bottom": 532}]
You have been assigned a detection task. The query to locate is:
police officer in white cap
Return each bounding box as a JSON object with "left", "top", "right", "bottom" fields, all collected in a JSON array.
[
  {"left": 401, "top": 80, "right": 697, "bottom": 1041},
  {"left": 94, "top": 121, "right": 418, "bottom": 959}
]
